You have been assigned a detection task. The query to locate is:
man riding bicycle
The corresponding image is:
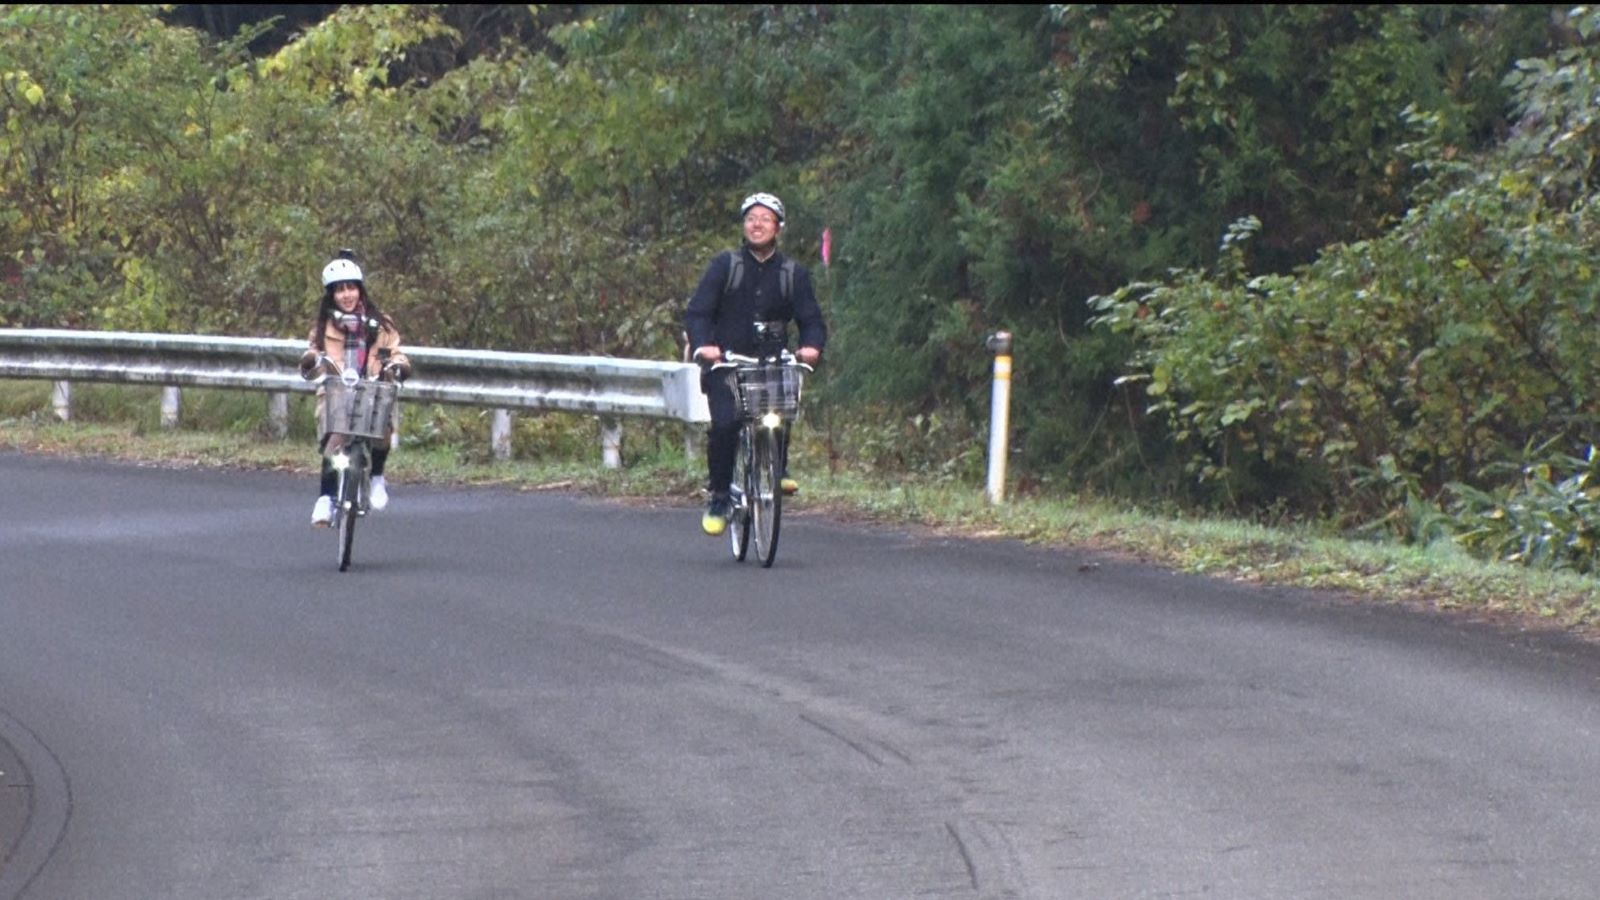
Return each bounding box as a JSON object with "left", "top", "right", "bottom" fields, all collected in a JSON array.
[{"left": 685, "top": 192, "right": 827, "bottom": 536}]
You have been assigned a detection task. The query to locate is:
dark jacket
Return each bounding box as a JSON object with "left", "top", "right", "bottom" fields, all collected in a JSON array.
[{"left": 684, "top": 246, "right": 827, "bottom": 356}]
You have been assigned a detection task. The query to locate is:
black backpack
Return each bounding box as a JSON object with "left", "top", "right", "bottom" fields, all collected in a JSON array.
[{"left": 724, "top": 251, "right": 795, "bottom": 304}]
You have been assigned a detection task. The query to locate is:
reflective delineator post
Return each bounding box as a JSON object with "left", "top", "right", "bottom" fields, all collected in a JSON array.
[{"left": 985, "top": 331, "right": 1013, "bottom": 505}]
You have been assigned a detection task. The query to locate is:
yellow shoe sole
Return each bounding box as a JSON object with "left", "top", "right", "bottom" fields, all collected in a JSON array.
[
  {"left": 701, "top": 514, "right": 727, "bottom": 536},
  {"left": 780, "top": 479, "right": 798, "bottom": 495}
]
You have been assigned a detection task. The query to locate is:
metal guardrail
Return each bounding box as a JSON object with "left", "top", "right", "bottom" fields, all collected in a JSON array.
[
  {"left": 0, "top": 328, "right": 708, "bottom": 421},
  {"left": 0, "top": 328, "right": 711, "bottom": 464}
]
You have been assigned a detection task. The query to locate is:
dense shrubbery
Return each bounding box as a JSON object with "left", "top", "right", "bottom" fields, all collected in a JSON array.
[{"left": 1090, "top": 7, "right": 1600, "bottom": 567}]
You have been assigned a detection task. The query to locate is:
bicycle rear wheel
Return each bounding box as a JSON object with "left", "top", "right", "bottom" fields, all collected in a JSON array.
[
  {"left": 753, "top": 426, "right": 782, "bottom": 567},
  {"left": 729, "top": 426, "right": 752, "bottom": 562}
]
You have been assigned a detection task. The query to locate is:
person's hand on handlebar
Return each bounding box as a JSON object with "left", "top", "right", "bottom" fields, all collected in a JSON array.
[
  {"left": 382, "top": 361, "right": 411, "bottom": 383},
  {"left": 299, "top": 350, "right": 327, "bottom": 380},
  {"left": 797, "top": 346, "right": 821, "bottom": 366},
  {"left": 693, "top": 345, "right": 722, "bottom": 365}
]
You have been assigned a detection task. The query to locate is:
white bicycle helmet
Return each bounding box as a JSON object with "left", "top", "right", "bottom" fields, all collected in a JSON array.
[
  {"left": 321, "top": 257, "right": 364, "bottom": 287},
  {"left": 740, "top": 192, "right": 785, "bottom": 224}
]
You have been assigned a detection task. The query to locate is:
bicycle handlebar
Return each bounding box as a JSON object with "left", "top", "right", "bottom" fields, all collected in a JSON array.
[
  {"left": 305, "top": 353, "right": 408, "bottom": 385},
  {"left": 710, "top": 350, "right": 815, "bottom": 374}
]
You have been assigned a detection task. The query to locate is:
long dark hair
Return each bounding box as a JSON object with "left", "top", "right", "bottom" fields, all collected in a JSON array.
[{"left": 313, "top": 282, "right": 393, "bottom": 352}]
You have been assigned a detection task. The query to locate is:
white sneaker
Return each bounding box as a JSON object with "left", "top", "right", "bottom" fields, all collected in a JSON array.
[
  {"left": 370, "top": 475, "right": 389, "bottom": 510},
  {"left": 311, "top": 495, "right": 333, "bottom": 527}
]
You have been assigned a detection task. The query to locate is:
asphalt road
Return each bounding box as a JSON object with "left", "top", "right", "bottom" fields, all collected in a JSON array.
[{"left": 3, "top": 452, "right": 1600, "bottom": 899}]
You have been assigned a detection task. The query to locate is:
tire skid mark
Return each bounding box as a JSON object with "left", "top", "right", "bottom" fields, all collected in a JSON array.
[
  {"left": 946, "top": 817, "right": 1033, "bottom": 899},
  {"left": 797, "top": 713, "right": 913, "bottom": 768},
  {"left": 947, "top": 821, "right": 981, "bottom": 890},
  {"left": 570, "top": 624, "right": 1036, "bottom": 897},
  {"left": 574, "top": 624, "right": 917, "bottom": 768},
  {"left": 0, "top": 707, "right": 71, "bottom": 900},
  {"left": 587, "top": 631, "right": 719, "bottom": 679}
]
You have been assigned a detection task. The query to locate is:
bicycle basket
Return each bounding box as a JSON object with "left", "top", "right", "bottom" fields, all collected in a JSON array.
[
  {"left": 729, "top": 364, "right": 804, "bottom": 420},
  {"left": 320, "top": 380, "right": 399, "bottom": 440}
]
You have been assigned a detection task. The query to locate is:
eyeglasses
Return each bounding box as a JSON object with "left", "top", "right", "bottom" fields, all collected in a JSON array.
[{"left": 744, "top": 213, "right": 779, "bottom": 226}]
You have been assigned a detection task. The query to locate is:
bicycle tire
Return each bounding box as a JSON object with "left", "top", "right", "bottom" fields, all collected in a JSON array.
[
  {"left": 336, "top": 443, "right": 366, "bottom": 572},
  {"left": 338, "top": 498, "right": 357, "bottom": 571},
  {"left": 729, "top": 426, "right": 752, "bottom": 562},
  {"left": 753, "top": 426, "right": 782, "bottom": 567}
]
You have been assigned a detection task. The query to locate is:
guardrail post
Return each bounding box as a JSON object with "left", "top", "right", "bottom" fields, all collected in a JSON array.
[
  {"left": 985, "top": 330, "right": 1013, "bottom": 505},
  {"left": 491, "top": 409, "right": 512, "bottom": 460},
  {"left": 51, "top": 381, "right": 71, "bottom": 421},
  {"left": 160, "top": 386, "right": 182, "bottom": 430},
  {"left": 267, "top": 393, "right": 289, "bottom": 439},
  {"left": 684, "top": 425, "right": 704, "bottom": 469},
  {"left": 601, "top": 416, "right": 622, "bottom": 469}
]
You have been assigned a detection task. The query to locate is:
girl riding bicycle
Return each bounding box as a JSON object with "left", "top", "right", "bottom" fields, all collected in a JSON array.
[{"left": 298, "top": 250, "right": 411, "bottom": 527}]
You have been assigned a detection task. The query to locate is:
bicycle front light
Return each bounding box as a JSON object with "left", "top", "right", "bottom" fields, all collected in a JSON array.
[
  {"left": 330, "top": 451, "right": 351, "bottom": 471},
  {"left": 761, "top": 412, "right": 783, "bottom": 430}
]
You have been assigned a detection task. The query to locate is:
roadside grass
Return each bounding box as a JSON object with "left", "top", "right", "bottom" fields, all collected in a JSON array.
[{"left": 5, "top": 381, "right": 1599, "bottom": 641}]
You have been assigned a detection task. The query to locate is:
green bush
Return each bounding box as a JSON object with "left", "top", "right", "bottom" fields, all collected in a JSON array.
[{"left": 1449, "top": 447, "right": 1600, "bottom": 573}]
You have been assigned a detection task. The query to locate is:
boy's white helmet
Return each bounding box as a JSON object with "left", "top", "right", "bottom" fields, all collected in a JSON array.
[
  {"left": 321, "top": 258, "right": 364, "bottom": 287},
  {"left": 740, "top": 192, "right": 785, "bottom": 224}
]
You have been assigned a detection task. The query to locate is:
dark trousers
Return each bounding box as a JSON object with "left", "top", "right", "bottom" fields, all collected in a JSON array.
[
  {"left": 705, "top": 376, "right": 740, "bottom": 496},
  {"left": 703, "top": 374, "right": 788, "bottom": 498},
  {"left": 318, "top": 436, "right": 389, "bottom": 497}
]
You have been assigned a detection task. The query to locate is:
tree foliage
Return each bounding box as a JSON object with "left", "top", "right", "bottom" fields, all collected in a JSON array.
[
  {"left": 1091, "top": 6, "right": 1600, "bottom": 545},
  {"left": 4, "top": 3, "right": 1597, "bottom": 565}
]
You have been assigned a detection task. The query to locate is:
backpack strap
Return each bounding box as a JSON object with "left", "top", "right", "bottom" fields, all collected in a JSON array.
[
  {"left": 723, "top": 251, "right": 796, "bottom": 303},
  {"left": 723, "top": 250, "right": 744, "bottom": 297}
]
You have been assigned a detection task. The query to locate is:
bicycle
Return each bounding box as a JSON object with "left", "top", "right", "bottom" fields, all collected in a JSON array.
[
  {"left": 711, "top": 349, "right": 812, "bottom": 567},
  {"left": 311, "top": 350, "right": 402, "bottom": 572}
]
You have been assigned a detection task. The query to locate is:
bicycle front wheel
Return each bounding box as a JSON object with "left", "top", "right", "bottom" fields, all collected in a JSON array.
[
  {"left": 729, "top": 426, "right": 752, "bottom": 562},
  {"left": 338, "top": 499, "right": 358, "bottom": 571},
  {"left": 336, "top": 447, "right": 366, "bottom": 572},
  {"left": 753, "top": 426, "right": 782, "bottom": 567}
]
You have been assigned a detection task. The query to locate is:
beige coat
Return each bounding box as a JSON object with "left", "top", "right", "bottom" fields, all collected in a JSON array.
[
  {"left": 305, "top": 315, "right": 408, "bottom": 380},
  {"left": 303, "top": 315, "right": 410, "bottom": 443}
]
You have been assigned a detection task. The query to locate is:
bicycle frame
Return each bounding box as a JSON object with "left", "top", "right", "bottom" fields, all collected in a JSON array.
[
  {"left": 329, "top": 432, "right": 371, "bottom": 572},
  {"left": 313, "top": 355, "right": 399, "bottom": 572},
  {"left": 714, "top": 351, "right": 811, "bottom": 568}
]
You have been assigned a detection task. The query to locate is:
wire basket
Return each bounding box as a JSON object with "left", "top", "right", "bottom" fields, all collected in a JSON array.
[
  {"left": 320, "top": 380, "right": 399, "bottom": 440},
  {"left": 727, "top": 364, "right": 804, "bottom": 420}
]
